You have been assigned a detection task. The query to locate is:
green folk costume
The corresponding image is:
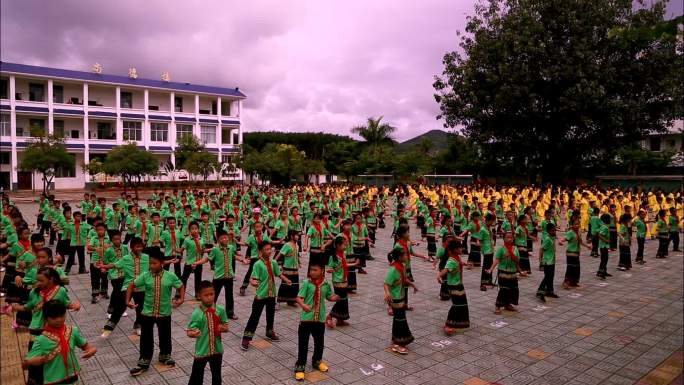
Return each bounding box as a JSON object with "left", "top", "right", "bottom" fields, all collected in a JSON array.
[
  {"left": 26, "top": 325, "right": 87, "bottom": 385},
  {"left": 297, "top": 279, "right": 334, "bottom": 322},
  {"left": 133, "top": 270, "right": 182, "bottom": 317},
  {"left": 187, "top": 304, "right": 229, "bottom": 357}
]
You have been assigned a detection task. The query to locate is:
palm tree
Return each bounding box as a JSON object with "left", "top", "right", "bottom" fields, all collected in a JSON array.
[{"left": 351, "top": 116, "right": 396, "bottom": 151}]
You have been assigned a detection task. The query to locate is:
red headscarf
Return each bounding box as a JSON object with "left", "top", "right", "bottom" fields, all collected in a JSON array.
[
  {"left": 336, "top": 249, "right": 348, "bottom": 281},
  {"left": 43, "top": 324, "right": 71, "bottom": 374},
  {"left": 204, "top": 306, "right": 222, "bottom": 336},
  {"left": 19, "top": 239, "right": 30, "bottom": 251},
  {"left": 504, "top": 241, "right": 519, "bottom": 263},
  {"left": 313, "top": 222, "right": 323, "bottom": 239},
  {"left": 263, "top": 255, "right": 275, "bottom": 295},
  {"left": 391, "top": 260, "right": 406, "bottom": 284},
  {"left": 310, "top": 275, "right": 325, "bottom": 319}
]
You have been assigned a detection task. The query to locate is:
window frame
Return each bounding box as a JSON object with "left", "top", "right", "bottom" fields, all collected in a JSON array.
[
  {"left": 0, "top": 113, "right": 10, "bottom": 136},
  {"left": 120, "top": 91, "right": 133, "bottom": 109},
  {"left": 200, "top": 125, "right": 216, "bottom": 144},
  {"left": 150, "top": 122, "right": 169, "bottom": 142},
  {"left": 122, "top": 120, "right": 143, "bottom": 141},
  {"left": 176, "top": 123, "right": 193, "bottom": 141},
  {"left": 55, "top": 153, "right": 76, "bottom": 178},
  {"left": 29, "top": 83, "right": 45, "bottom": 102}
]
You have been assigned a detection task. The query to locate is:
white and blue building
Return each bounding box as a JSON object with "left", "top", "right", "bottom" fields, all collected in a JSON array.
[{"left": 0, "top": 61, "right": 245, "bottom": 190}]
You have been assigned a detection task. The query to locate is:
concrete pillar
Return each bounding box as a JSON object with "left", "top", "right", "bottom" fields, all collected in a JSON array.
[
  {"left": 47, "top": 79, "right": 54, "bottom": 135},
  {"left": 143, "top": 89, "right": 149, "bottom": 149},
  {"left": 83, "top": 83, "right": 90, "bottom": 180}
]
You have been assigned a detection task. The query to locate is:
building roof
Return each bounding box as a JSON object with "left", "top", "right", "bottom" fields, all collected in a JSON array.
[{"left": 0, "top": 61, "right": 246, "bottom": 98}]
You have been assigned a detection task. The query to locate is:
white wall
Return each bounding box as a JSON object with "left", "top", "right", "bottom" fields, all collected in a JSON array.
[
  {"left": 175, "top": 94, "right": 194, "bottom": 113},
  {"left": 120, "top": 89, "right": 144, "bottom": 109},
  {"left": 16, "top": 151, "right": 86, "bottom": 190},
  {"left": 198, "top": 96, "right": 214, "bottom": 113},
  {"left": 14, "top": 78, "right": 47, "bottom": 101},
  {"left": 87, "top": 85, "right": 116, "bottom": 107},
  {"left": 53, "top": 82, "right": 83, "bottom": 104},
  {"left": 148, "top": 92, "right": 170, "bottom": 111}
]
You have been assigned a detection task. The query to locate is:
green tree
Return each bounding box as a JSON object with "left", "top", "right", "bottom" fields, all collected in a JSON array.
[
  {"left": 323, "top": 141, "right": 361, "bottom": 180},
  {"left": 351, "top": 117, "right": 396, "bottom": 151},
  {"left": 81, "top": 159, "right": 103, "bottom": 182},
  {"left": 434, "top": 0, "right": 683, "bottom": 182},
  {"left": 614, "top": 143, "right": 678, "bottom": 175},
  {"left": 174, "top": 135, "right": 205, "bottom": 170},
  {"left": 185, "top": 151, "right": 220, "bottom": 184},
  {"left": 102, "top": 143, "right": 158, "bottom": 197},
  {"left": 19, "top": 133, "right": 74, "bottom": 194}
]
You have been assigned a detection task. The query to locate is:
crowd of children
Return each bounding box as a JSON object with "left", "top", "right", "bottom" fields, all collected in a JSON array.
[{"left": 0, "top": 184, "right": 681, "bottom": 383}]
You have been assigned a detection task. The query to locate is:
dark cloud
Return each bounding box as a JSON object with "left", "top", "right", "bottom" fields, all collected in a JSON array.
[{"left": 3, "top": 1, "right": 680, "bottom": 140}]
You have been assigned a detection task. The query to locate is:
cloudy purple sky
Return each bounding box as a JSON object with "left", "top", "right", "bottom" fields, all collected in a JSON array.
[{"left": 1, "top": 1, "right": 682, "bottom": 141}]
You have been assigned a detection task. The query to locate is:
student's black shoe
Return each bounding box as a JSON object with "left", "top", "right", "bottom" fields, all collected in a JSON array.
[
  {"left": 536, "top": 293, "right": 546, "bottom": 303},
  {"left": 604, "top": 272, "right": 613, "bottom": 277},
  {"left": 239, "top": 287, "right": 246, "bottom": 296},
  {"left": 596, "top": 273, "right": 606, "bottom": 279},
  {"left": 240, "top": 342, "right": 249, "bottom": 351},
  {"left": 159, "top": 357, "right": 175, "bottom": 366},
  {"left": 266, "top": 332, "right": 280, "bottom": 341},
  {"left": 366, "top": 256, "right": 375, "bottom": 261},
  {"left": 130, "top": 366, "right": 148, "bottom": 376},
  {"left": 546, "top": 293, "right": 559, "bottom": 298},
  {"left": 91, "top": 297, "right": 98, "bottom": 304},
  {"left": 79, "top": 270, "right": 88, "bottom": 274},
  {"left": 102, "top": 293, "right": 110, "bottom": 300}
]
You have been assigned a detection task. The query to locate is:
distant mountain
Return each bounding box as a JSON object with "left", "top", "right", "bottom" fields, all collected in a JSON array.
[{"left": 396, "top": 130, "right": 449, "bottom": 152}]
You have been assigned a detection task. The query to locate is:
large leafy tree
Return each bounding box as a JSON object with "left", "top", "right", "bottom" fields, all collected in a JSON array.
[
  {"left": 238, "top": 143, "right": 327, "bottom": 185},
  {"left": 351, "top": 117, "right": 397, "bottom": 151},
  {"left": 20, "top": 133, "right": 74, "bottom": 194},
  {"left": 102, "top": 143, "right": 158, "bottom": 197},
  {"left": 174, "top": 135, "right": 205, "bottom": 170},
  {"left": 185, "top": 151, "right": 220, "bottom": 184},
  {"left": 434, "top": 0, "right": 683, "bottom": 182}
]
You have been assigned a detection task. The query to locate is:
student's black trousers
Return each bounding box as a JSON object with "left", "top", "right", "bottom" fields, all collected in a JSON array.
[
  {"left": 243, "top": 297, "right": 275, "bottom": 341},
  {"left": 213, "top": 278, "right": 234, "bottom": 317},
  {"left": 139, "top": 315, "right": 172, "bottom": 363},
  {"left": 241, "top": 258, "right": 257, "bottom": 289},
  {"left": 295, "top": 322, "right": 325, "bottom": 371},
  {"left": 66, "top": 245, "right": 86, "bottom": 273},
  {"left": 188, "top": 355, "right": 222, "bottom": 385}
]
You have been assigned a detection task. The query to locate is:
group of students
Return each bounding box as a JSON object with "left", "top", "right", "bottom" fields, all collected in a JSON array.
[{"left": 0, "top": 184, "right": 681, "bottom": 384}]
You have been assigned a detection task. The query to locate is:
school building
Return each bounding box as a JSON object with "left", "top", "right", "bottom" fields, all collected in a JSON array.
[{"left": 0, "top": 61, "right": 246, "bottom": 190}]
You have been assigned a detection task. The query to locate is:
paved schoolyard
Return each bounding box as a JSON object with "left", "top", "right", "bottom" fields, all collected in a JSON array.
[{"left": 2, "top": 196, "right": 682, "bottom": 385}]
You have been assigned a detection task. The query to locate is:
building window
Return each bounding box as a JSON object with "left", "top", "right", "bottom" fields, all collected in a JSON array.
[
  {"left": 221, "top": 127, "right": 232, "bottom": 144},
  {"left": 0, "top": 151, "right": 9, "bottom": 165},
  {"left": 0, "top": 114, "right": 9, "bottom": 136},
  {"left": 29, "top": 83, "right": 45, "bottom": 102},
  {"left": 174, "top": 96, "right": 183, "bottom": 112},
  {"left": 176, "top": 124, "right": 193, "bottom": 141},
  {"left": 201, "top": 125, "right": 216, "bottom": 144},
  {"left": 55, "top": 154, "right": 76, "bottom": 178},
  {"left": 121, "top": 91, "right": 133, "bottom": 109},
  {"left": 232, "top": 132, "right": 239, "bottom": 145},
  {"left": 53, "top": 85, "right": 64, "bottom": 104},
  {"left": 0, "top": 78, "right": 8, "bottom": 99},
  {"left": 150, "top": 122, "right": 168, "bottom": 142},
  {"left": 123, "top": 120, "right": 143, "bottom": 141},
  {"left": 54, "top": 120, "right": 65, "bottom": 138},
  {"left": 650, "top": 137, "right": 661, "bottom": 152},
  {"left": 29, "top": 119, "right": 46, "bottom": 137},
  {"left": 221, "top": 100, "right": 231, "bottom": 116},
  {"left": 96, "top": 122, "right": 115, "bottom": 140},
  {"left": 221, "top": 154, "right": 234, "bottom": 163}
]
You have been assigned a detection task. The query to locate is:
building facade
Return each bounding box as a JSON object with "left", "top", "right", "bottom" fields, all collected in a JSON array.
[{"left": 0, "top": 62, "right": 245, "bottom": 190}]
